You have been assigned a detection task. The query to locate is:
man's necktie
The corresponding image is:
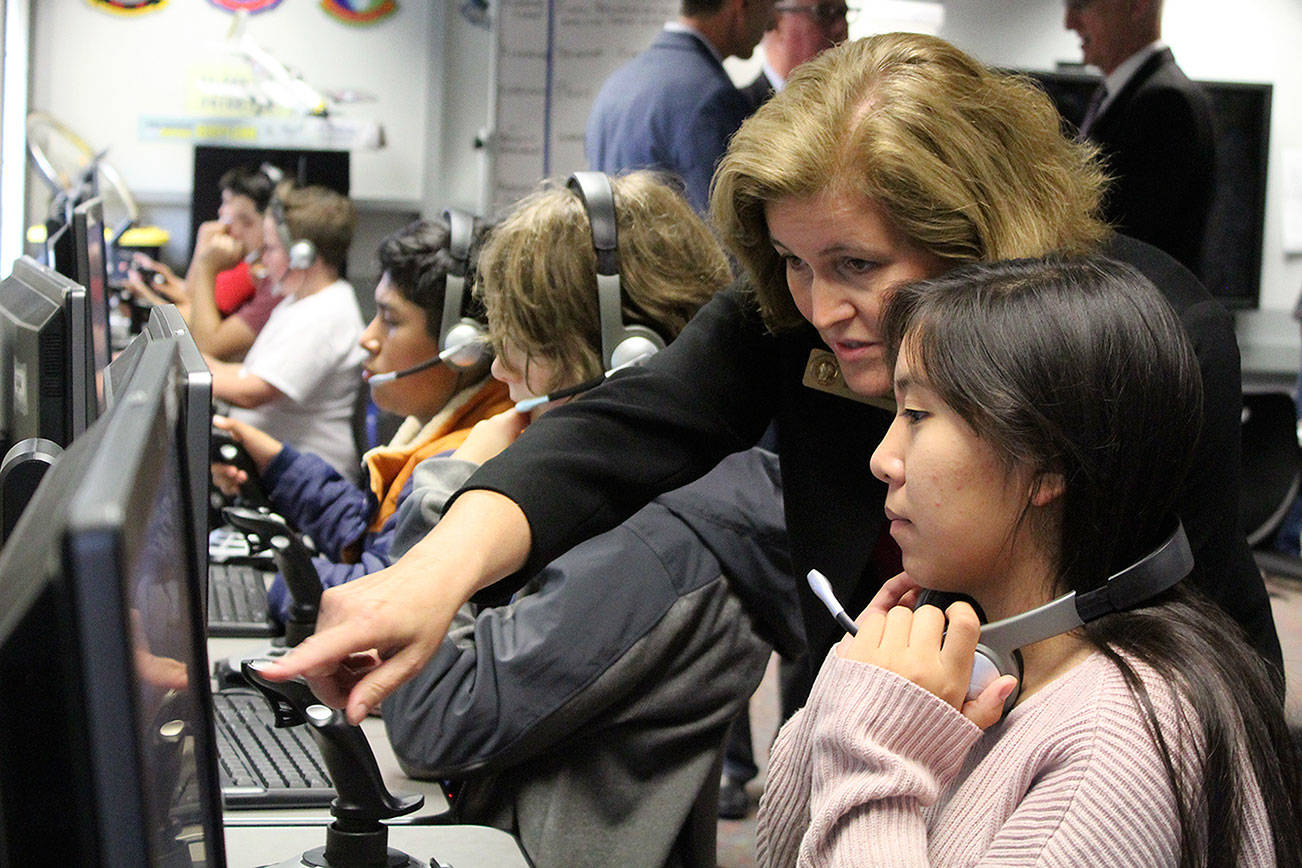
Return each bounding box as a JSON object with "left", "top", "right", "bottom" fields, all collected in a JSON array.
[{"left": 1079, "top": 83, "right": 1107, "bottom": 137}]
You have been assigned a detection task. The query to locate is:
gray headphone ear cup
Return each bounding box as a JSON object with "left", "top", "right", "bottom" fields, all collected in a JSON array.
[
  {"left": 441, "top": 320, "right": 489, "bottom": 370},
  {"left": 288, "top": 239, "right": 316, "bottom": 271},
  {"left": 971, "top": 644, "right": 1021, "bottom": 719},
  {"left": 609, "top": 328, "right": 663, "bottom": 370}
]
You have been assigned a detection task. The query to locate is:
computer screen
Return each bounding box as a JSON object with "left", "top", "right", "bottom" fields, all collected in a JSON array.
[
  {"left": 1023, "top": 69, "right": 1272, "bottom": 310},
  {"left": 0, "top": 339, "right": 226, "bottom": 866},
  {"left": 73, "top": 197, "right": 113, "bottom": 416},
  {"left": 0, "top": 256, "right": 92, "bottom": 458},
  {"left": 108, "top": 304, "right": 214, "bottom": 615}
]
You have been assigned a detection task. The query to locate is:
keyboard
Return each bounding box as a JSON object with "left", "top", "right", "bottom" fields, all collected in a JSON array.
[
  {"left": 213, "top": 689, "right": 336, "bottom": 809},
  {"left": 208, "top": 561, "right": 278, "bottom": 637}
]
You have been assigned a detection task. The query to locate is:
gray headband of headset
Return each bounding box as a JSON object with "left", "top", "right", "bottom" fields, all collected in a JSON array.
[
  {"left": 439, "top": 208, "right": 476, "bottom": 353},
  {"left": 978, "top": 521, "right": 1193, "bottom": 666},
  {"left": 566, "top": 171, "right": 629, "bottom": 370}
]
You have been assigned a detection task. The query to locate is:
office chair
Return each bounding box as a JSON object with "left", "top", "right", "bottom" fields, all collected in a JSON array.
[{"left": 1240, "top": 390, "right": 1302, "bottom": 548}]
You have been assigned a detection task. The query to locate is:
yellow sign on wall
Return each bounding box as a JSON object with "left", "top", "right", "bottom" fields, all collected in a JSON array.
[
  {"left": 186, "top": 60, "right": 289, "bottom": 118},
  {"left": 87, "top": 0, "right": 167, "bottom": 14}
]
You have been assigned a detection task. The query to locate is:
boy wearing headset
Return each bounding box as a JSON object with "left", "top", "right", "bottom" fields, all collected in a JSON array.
[
  {"left": 126, "top": 165, "right": 282, "bottom": 362},
  {"left": 380, "top": 173, "right": 803, "bottom": 867},
  {"left": 212, "top": 216, "right": 513, "bottom": 624},
  {"left": 208, "top": 182, "right": 365, "bottom": 480}
]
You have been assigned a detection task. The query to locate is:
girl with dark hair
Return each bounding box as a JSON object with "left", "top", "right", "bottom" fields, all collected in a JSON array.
[{"left": 757, "top": 257, "right": 1300, "bottom": 867}]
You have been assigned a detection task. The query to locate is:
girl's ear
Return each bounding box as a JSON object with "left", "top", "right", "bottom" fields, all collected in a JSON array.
[{"left": 1030, "top": 472, "right": 1065, "bottom": 507}]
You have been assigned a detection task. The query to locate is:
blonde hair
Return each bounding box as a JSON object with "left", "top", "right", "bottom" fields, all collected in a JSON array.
[
  {"left": 477, "top": 171, "right": 731, "bottom": 390},
  {"left": 711, "top": 32, "right": 1111, "bottom": 330}
]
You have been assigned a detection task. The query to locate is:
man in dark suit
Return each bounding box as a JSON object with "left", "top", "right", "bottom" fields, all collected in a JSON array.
[
  {"left": 1067, "top": 0, "right": 1215, "bottom": 274},
  {"left": 584, "top": 0, "right": 776, "bottom": 213},
  {"left": 739, "top": 1, "right": 851, "bottom": 109}
]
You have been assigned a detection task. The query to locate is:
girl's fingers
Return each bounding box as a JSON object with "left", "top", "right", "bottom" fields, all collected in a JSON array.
[
  {"left": 879, "top": 604, "right": 914, "bottom": 650},
  {"left": 939, "top": 601, "right": 982, "bottom": 664},
  {"left": 863, "top": 571, "right": 922, "bottom": 617},
  {"left": 907, "top": 603, "right": 946, "bottom": 649}
]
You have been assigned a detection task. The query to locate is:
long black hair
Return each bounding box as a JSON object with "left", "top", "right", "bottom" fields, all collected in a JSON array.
[{"left": 881, "top": 256, "right": 1301, "bottom": 868}]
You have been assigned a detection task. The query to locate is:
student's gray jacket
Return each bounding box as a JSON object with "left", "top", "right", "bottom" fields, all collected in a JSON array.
[{"left": 383, "top": 447, "right": 802, "bottom": 868}]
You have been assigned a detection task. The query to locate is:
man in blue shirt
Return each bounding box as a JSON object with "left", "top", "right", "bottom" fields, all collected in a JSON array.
[{"left": 585, "top": 0, "right": 777, "bottom": 212}]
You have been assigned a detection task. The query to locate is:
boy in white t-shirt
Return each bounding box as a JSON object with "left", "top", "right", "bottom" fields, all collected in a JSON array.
[{"left": 207, "top": 182, "right": 366, "bottom": 480}]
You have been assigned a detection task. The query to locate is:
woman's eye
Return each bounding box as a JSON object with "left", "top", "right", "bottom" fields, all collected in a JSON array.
[
  {"left": 781, "top": 253, "right": 807, "bottom": 271},
  {"left": 901, "top": 408, "right": 927, "bottom": 424},
  {"left": 843, "top": 257, "right": 876, "bottom": 274}
]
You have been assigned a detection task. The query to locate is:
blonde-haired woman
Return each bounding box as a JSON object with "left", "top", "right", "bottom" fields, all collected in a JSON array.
[{"left": 266, "top": 32, "right": 1277, "bottom": 755}]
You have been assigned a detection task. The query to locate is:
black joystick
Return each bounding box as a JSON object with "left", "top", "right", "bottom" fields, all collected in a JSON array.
[
  {"left": 241, "top": 660, "right": 425, "bottom": 868},
  {"left": 211, "top": 425, "right": 274, "bottom": 509},
  {"left": 223, "top": 506, "right": 322, "bottom": 646}
]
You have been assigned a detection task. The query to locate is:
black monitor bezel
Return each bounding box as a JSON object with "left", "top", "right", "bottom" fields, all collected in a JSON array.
[
  {"left": 145, "top": 304, "right": 214, "bottom": 620},
  {"left": 73, "top": 197, "right": 113, "bottom": 419},
  {"left": 1021, "top": 68, "right": 1272, "bottom": 311},
  {"left": 0, "top": 256, "right": 88, "bottom": 456},
  {"left": 11, "top": 256, "right": 92, "bottom": 437},
  {"left": 70, "top": 339, "right": 226, "bottom": 866},
  {"left": 0, "top": 339, "right": 227, "bottom": 865}
]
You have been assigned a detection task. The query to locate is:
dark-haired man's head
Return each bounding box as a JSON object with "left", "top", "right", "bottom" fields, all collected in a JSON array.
[
  {"left": 218, "top": 166, "right": 276, "bottom": 258},
  {"left": 682, "top": 0, "right": 778, "bottom": 60}
]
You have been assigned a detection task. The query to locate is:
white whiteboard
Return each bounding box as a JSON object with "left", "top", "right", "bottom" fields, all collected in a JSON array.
[{"left": 489, "top": 0, "right": 677, "bottom": 213}]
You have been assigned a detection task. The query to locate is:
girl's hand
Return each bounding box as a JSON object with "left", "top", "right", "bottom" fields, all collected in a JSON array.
[{"left": 838, "top": 575, "right": 1016, "bottom": 729}]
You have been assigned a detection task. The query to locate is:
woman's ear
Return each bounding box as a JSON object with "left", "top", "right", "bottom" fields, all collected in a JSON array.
[{"left": 1030, "top": 472, "right": 1065, "bottom": 507}]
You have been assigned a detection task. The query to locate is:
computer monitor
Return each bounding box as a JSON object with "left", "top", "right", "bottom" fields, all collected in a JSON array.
[
  {"left": 1023, "top": 69, "right": 1272, "bottom": 310},
  {"left": 102, "top": 317, "right": 149, "bottom": 404},
  {"left": 0, "top": 256, "right": 93, "bottom": 457},
  {"left": 107, "top": 304, "right": 214, "bottom": 614},
  {"left": 191, "top": 147, "right": 349, "bottom": 264},
  {"left": 0, "top": 338, "right": 226, "bottom": 865},
  {"left": 43, "top": 218, "right": 74, "bottom": 277},
  {"left": 0, "top": 257, "right": 101, "bottom": 546},
  {"left": 73, "top": 197, "right": 114, "bottom": 415}
]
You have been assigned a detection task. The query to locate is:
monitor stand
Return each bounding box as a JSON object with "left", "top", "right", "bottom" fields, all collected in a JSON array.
[{"left": 0, "top": 438, "right": 62, "bottom": 545}]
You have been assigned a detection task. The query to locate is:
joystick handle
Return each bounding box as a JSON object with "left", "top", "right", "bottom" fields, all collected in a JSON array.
[
  {"left": 223, "top": 505, "right": 321, "bottom": 645},
  {"left": 211, "top": 426, "right": 274, "bottom": 509},
  {"left": 241, "top": 659, "right": 424, "bottom": 823}
]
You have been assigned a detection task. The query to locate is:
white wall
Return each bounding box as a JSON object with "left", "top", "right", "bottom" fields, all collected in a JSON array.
[
  {"left": 23, "top": 0, "right": 439, "bottom": 289},
  {"left": 435, "top": 5, "right": 493, "bottom": 215},
  {"left": 28, "top": 0, "right": 433, "bottom": 203},
  {"left": 17, "top": 1, "right": 1302, "bottom": 325}
]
